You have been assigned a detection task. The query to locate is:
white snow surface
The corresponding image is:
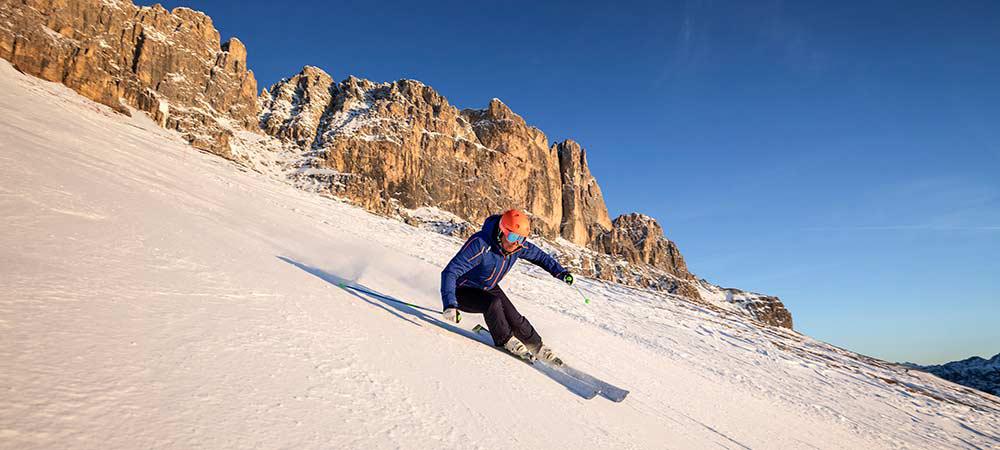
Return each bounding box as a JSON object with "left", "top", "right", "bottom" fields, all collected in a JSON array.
[{"left": 1, "top": 60, "right": 999, "bottom": 449}]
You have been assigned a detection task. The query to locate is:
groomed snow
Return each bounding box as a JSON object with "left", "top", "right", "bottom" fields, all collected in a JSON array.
[{"left": 1, "top": 60, "right": 998, "bottom": 449}]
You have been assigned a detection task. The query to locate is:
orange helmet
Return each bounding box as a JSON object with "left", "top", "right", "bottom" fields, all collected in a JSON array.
[
  {"left": 498, "top": 209, "right": 530, "bottom": 252},
  {"left": 500, "top": 209, "right": 530, "bottom": 235}
]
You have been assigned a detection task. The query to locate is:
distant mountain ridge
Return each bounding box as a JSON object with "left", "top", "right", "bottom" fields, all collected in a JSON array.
[
  {"left": 0, "top": 0, "right": 791, "bottom": 327},
  {"left": 909, "top": 353, "right": 1000, "bottom": 397}
]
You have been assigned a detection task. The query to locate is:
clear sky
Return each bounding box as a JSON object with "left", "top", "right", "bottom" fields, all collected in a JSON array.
[{"left": 144, "top": 0, "right": 998, "bottom": 364}]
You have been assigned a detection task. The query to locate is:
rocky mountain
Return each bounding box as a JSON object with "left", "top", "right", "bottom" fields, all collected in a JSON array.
[
  {"left": 0, "top": 0, "right": 792, "bottom": 327},
  {"left": 0, "top": 0, "right": 259, "bottom": 156},
  {"left": 909, "top": 353, "right": 1000, "bottom": 397},
  {"left": 253, "top": 67, "right": 724, "bottom": 304}
]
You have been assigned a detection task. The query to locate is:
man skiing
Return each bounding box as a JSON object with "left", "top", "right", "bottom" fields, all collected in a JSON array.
[{"left": 440, "top": 209, "right": 575, "bottom": 363}]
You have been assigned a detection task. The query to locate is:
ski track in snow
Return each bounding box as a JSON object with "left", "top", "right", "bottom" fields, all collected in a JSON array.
[{"left": 1, "top": 60, "right": 998, "bottom": 449}]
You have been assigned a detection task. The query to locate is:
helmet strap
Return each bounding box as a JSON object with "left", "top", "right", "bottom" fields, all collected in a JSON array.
[
  {"left": 497, "top": 228, "right": 519, "bottom": 255},
  {"left": 497, "top": 229, "right": 508, "bottom": 253}
]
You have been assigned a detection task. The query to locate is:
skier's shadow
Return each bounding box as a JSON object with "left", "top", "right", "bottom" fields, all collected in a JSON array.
[{"left": 277, "top": 256, "right": 598, "bottom": 400}]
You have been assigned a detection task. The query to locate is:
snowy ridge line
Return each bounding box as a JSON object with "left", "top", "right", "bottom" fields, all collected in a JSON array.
[{"left": 907, "top": 353, "right": 1000, "bottom": 398}]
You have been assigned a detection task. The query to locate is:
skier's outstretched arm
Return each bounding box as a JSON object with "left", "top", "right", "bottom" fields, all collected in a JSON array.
[
  {"left": 440, "top": 237, "right": 487, "bottom": 310},
  {"left": 520, "top": 242, "right": 570, "bottom": 281}
]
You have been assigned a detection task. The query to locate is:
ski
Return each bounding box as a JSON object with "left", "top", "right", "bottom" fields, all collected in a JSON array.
[
  {"left": 471, "top": 327, "right": 628, "bottom": 402},
  {"left": 548, "top": 363, "right": 629, "bottom": 403},
  {"left": 472, "top": 325, "right": 628, "bottom": 402},
  {"left": 472, "top": 325, "right": 599, "bottom": 400}
]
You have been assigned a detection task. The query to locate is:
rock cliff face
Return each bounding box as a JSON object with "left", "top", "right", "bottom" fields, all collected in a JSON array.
[
  {"left": 0, "top": 0, "right": 794, "bottom": 327},
  {"left": 555, "top": 140, "right": 613, "bottom": 247},
  {"left": 461, "top": 99, "right": 565, "bottom": 237},
  {"left": 259, "top": 65, "right": 333, "bottom": 146},
  {"left": 258, "top": 68, "right": 571, "bottom": 238},
  {"left": 0, "top": 0, "right": 258, "bottom": 156}
]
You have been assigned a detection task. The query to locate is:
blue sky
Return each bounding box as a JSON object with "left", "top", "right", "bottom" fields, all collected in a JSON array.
[{"left": 146, "top": 0, "right": 998, "bottom": 364}]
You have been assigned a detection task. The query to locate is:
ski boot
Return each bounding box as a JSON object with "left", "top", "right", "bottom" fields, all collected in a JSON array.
[
  {"left": 503, "top": 336, "right": 533, "bottom": 361},
  {"left": 526, "top": 341, "right": 563, "bottom": 366}
]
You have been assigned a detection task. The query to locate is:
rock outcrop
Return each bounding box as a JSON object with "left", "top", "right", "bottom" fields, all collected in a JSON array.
[
  {"left": 696, "top": 282, "right": 794, "bottom": 328},
  {"left": 743, "top": 295, "right": 794, "bottom": 328},
  {"left": 550, "top": 238, "right": 703, "bottom": 300},
  {"left": 0, "top": 0, "right": 258, "bottom": 156},
  {"left": 596, "top": 213, "right": 694, "bottom": 280}
]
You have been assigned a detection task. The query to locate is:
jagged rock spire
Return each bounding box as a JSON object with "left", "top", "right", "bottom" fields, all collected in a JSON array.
[{"left": 555, "top": 139, "right": 612, "bottom": 246}]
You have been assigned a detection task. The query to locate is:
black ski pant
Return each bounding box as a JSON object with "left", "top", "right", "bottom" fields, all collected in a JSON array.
[{"left": 455, "top": 286, "right": 541, "bottom": 350}]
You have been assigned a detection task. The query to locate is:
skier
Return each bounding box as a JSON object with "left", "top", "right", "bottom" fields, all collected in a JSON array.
[{"left": 440, "top": 209, "right": 575, "bottom": 363}]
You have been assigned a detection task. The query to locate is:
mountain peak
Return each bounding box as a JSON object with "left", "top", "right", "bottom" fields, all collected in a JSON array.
[
  {"left": 300, "top": 65, "right": 331, "bottom": 77},
  {"left": 913, "top": 353, "right": 1000, "bottom": 397},
  {"left": 477, "top": 97, "right": 517, "bottom": 121}
]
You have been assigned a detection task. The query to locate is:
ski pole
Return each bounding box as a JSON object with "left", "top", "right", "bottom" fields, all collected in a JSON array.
[{"left": 571, "top": 283, "right": 590, "bottom": 304}]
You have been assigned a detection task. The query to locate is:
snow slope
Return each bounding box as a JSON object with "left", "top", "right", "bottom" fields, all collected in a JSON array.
[{"left": 1, "top": 60, "right": 998, "bottom": 449}]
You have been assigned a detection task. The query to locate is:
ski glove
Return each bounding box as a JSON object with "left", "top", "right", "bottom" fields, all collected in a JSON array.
[
  {"left": 442, "top": 307, "right": 461, "bottom": 324},
  {"left": 559, "top": 272, "right": 574, "bottom": 286}
]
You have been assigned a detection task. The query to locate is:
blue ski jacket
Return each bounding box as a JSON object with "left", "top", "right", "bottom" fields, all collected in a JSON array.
[{"left": 440, "top": 214, "right": 568, "bottom": 310}]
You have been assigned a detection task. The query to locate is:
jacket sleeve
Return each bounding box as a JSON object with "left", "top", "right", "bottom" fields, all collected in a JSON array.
[
  {"left": 520, "top": 242, "right": 568, "bottom": 279},
  {"left": 440, "top": 237, "right": 487, "bottom": 310}
]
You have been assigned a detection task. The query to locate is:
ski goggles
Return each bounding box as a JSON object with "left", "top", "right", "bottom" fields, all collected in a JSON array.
[{"left": 501, "top": 229, "right": 527, "bottom": 245}]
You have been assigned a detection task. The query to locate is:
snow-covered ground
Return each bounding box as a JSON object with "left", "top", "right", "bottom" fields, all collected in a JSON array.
[{"left": 1, "top": 60, "right": 998, "bottom": 449}]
